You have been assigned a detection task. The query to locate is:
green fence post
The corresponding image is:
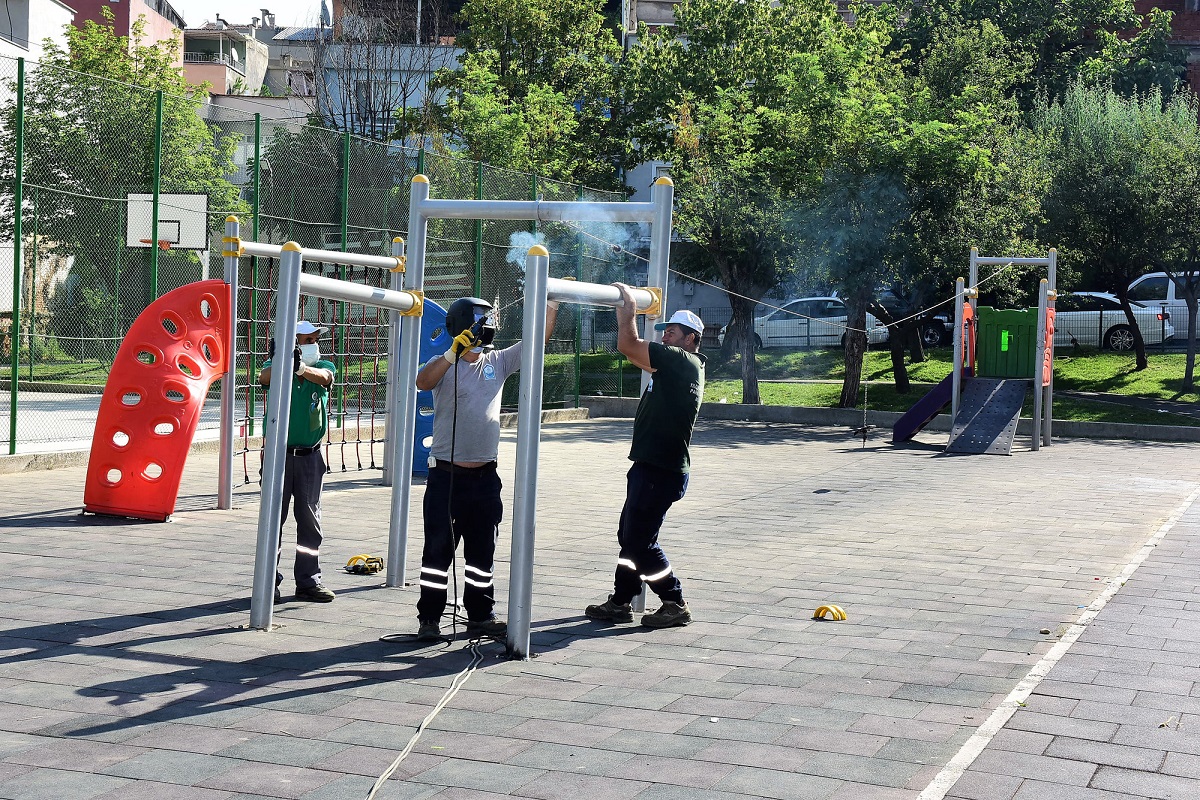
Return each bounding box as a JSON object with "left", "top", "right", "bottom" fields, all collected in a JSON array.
[
  {"left": 337, "top": 130, "right": 350, "bottom": 425},
  {"left": 28, "top": 187, "right": 38, "bottom": 380},
  {"left": 148, "top": 90, "right": 164, "bottom": 305},
  {"left": 417, "top": 148, "right": 425, "bottom": 176},
  {"left": 248, "top": 113, "right": 262, "bottom": 436},
  {"left": 113, "top": 200, "right": 123, "bottom": 365},
  {"left": 530, "top": 174, "right": 537, "bottom": 236},
  {"left": 573, "top": 186, "right": 583, "bottom": 407},
  {"left": 474, "top": 161, "right": 483, "bottom": 296},
  {"left": 9, "top": 57, "right": 24, "bottom": 455}
]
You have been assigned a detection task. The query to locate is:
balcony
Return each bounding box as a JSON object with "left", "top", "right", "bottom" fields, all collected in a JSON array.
[{"left": 183, "top": 52, "right": 245, "bottom": 75}]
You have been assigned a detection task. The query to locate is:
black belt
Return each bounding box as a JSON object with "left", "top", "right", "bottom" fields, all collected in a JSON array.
[
  {"left": 287, "top": 444, "right": 322, "bottom": 456},
  {"left": 434, "top": 459, "right": 496, "bottom": 473}
]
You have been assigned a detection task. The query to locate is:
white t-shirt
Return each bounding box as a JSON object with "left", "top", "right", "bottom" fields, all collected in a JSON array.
[{"left": 428, "top": 343, "right": 523, "bottom": 463}]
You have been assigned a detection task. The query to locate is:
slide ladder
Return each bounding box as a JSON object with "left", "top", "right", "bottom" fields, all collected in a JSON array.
[{"left": 946, "top": 378, "right": 1029, "bottom": 455}]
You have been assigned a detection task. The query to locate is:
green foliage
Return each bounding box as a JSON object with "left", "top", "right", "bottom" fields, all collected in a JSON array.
[
  {"left": 437, "top": 0, "right": 625, "bottom": 188},
  {"left": 0, "top": 11, "right": 243, "bottom": 316}
]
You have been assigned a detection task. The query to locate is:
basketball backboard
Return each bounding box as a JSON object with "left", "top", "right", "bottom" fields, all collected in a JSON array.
[{"left": 126, "top": 193, "right": 210, "bottom": 250}]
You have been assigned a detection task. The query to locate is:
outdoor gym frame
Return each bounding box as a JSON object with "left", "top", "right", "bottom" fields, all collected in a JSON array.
[
  {"left": 951, "top": 247, "right": 1058, "bottom": 451},
  {"left": 223, "top": 176, "right": 676, "bottom": 658}
]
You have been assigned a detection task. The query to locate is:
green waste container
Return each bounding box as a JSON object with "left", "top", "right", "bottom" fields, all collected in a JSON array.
[{"left": 975, "top": 307, "right": 1038, "bottom": 379}]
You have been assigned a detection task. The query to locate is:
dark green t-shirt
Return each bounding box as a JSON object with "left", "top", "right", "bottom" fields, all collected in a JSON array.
[
  {"left": 628, "top": 342, "right": 706, "bottom": 473},
  {"left": 262, "top": 358, "right": 336, "bottom": 448}
]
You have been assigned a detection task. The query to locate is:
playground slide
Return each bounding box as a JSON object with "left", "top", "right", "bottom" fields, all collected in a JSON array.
[{"left": 891, "top": 372, "right": 957, "bottom": 443}]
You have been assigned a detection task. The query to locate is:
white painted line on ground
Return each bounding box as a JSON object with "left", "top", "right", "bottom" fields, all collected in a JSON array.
[{"left": 917, "top": 484, "right": 1200, "bottom": 800}]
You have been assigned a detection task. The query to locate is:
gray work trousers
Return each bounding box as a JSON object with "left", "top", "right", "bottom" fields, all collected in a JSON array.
[{"left": 277, "top": 448, "right": 326, "bottom": 589}]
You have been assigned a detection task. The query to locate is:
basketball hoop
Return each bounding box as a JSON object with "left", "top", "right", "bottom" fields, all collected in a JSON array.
[{"left": 139, "top": 238, "right": 173, "bottom": 251}]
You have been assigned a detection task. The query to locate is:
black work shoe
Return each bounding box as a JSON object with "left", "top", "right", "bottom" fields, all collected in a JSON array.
[
  {"left": 641, "top": 601, "right": 692, "bottom": 628},
  {"left": 465, "top": 617, "right": 507, "bottom": 637},
  {"left": 585, "top": 595, "right": 634, "bottom": 623},
  {"left": 295, "top": 584, "right": 335, "bottom": 603},
  {"left": 274, "top": 587, "right": 282, "bottom": 604},
  {"left": 416, "top": 620, "right": 442, "bottom": 641}
]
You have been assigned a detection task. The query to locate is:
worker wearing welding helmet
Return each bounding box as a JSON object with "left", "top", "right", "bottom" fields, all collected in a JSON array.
[{"left": 412, "top": 295, "right": 559, "bottom": 641}]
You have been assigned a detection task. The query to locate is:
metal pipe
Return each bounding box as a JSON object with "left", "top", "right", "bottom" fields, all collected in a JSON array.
[
  {"left": 545, "top": 278, "right": 656, "bottom": 311},
  {"left": 240, "top": 240, "right": 404, "bottom": 272},
  {"left": 1032, "top": 279, "right": 1048, "bottom": 452},
  {"left": 507, "top": 245, "right": 551, "bottom": 660},
  {"left": 385, "top": 175, "right": 430, "bottom": 589},
  {"left": 968, "top": 247, "right": 979, "bottom": 316},
  {"left": 250, "top": 243, "right": 304, "bottom": 630},
  {"left": 9, "top": 57, "right": 23, "bottom": 455},
  {"left": 382, "top": 237, "right": 404, "bottom": 487},
  {"left": 952, "top": 278, "right": 964, "bottom": 426},
  {"left": 217, "top": 215, "right": 240, "bottom": 509},
  {"left": 297, "top": 272, "right": 418, "bottom": 312},
  {"left": 414, "top": 198, "right": 656, "bottom": 223},
  {"left": 972, "top": 256, "right": 1054, "bottom": 266},
  {"left": 1044, "top": 249, "right": 1057, "bottom": 447},
  {"left": 249, "top": 116, "right": 262, "bottom": 437}
]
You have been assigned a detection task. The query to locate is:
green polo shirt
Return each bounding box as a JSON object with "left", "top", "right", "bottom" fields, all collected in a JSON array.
[{"left": 262, "top": 358, "right": 336, "bottom": 448}]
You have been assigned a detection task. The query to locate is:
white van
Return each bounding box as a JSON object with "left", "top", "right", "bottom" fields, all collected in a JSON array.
[{"left": 1127, "top": 273, "right": 1194, "bottom": 336}]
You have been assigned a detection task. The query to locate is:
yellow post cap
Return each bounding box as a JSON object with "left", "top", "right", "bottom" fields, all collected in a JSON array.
[
  {"left": 412, "top": 174, "right": 429, "bottom": 184},
  {"left": 654, "top": 176, "right": 674, "bottom": 186},
  {"left": 226, "top": 215, "right": 239, "bottom": 223},
  {"left": 527, "top": 244, "right": 549, "bottom": 257},
  {"left": 282, "top": 241, "right": 302, "bottom": 252},
  {"left": 393, "top": 236, "right": 404, "bottom": 244}
]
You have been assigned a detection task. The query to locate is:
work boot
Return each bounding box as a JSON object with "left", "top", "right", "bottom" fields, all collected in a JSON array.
[
  {"left": 274, "top": 587, "right": 282, "bottom": 604},
  {"left": 641, "top": 601, "right": 692, "bottom": 628},
  {"left": 465, "top": 617, "right": 507, "bottom": 638},
  {"left": 585, "top": 595, "right": 634, "bottom": 623},
  {"left": 416, "top": 620, "right": 442, "bottom": 641},
  {"left": 295, "top": 584, "right": 336, "bottom": 603}
]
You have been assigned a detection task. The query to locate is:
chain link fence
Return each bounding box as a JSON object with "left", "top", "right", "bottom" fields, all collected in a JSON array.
[{"left": 1, "top": 54, "right": 636, "bottom": 462}]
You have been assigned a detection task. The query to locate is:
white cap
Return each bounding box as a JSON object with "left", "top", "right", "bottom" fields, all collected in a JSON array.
[
  {"left": 295, "top": 320, "right": 328, "bottom": 335},
  {"left": 654, "top": 309, "right": 704, "bottom": 336}
]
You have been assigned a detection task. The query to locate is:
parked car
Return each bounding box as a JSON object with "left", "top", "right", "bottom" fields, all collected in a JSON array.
[
  {"left": 720, "top": 297, "right": 889, "bottom": 349},
  {"left": 1128, "top": 272, "right": 1193, "bottom": 336},
  {"left": 1053, "top": 292, "right": 1173, "bottom": 350}
]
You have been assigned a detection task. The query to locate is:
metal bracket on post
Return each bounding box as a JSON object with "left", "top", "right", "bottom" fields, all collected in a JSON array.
[{"left": 250, "top": 242, "right": 305, "bottom": 630}]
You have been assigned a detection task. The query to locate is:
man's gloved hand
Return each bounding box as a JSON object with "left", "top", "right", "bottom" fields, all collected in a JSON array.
[
  {"left": 293, "top": 346, "right": 304, "bottom": 375},
  {"left": 443, "top": 328, "right": 479, "bottom": 364}
]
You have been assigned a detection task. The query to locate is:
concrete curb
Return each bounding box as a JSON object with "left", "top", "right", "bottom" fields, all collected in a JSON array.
[
  {"left": 580, "top": 396, "right": 1200, "bottom": 444},
  {"left": 0, "top": 407, "right": 591, "bottom": 476}
]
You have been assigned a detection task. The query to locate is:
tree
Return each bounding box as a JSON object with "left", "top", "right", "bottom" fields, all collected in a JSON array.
[
  {"left": 0, "top": 10, "right": 242, "bottom": 348},
  {"left": 435, "top": 0, "right": 626, "bottom": 189},
  {"left": 622, "top": 0, "right": 902, "bottom": 404},
  {"left": 1031, "top": 82, "right": 1194, "bottom": 370}
]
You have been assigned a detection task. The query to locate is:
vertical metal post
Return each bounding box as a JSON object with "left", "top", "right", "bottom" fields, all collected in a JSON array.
[
  {"left": 1044, "top": 249, "right": 1057, "bottom": 447},
  {"left": 474, "top": 161, "right": 484, "bottom": 296},
  {"left": 250, "top": 243, "right": 304, "bottom": 630},
  {"left": 574, "top": 187, "right": 584, "bottom": 407},
  {"left": 951, "top": 278, "right": 965, "bottom": 426},
  {"left": 248, "top": 114, "right": 262, "bottom": 436},
  {"left": 336, "top": 131, "right": 351, "bottom": 425},
  {"left": 386, "top": 175, "right": 429, "bottom": 589},
  {"left": 507, "top": 245, "right": 550, "bottom": 660},
  {"left": 382, "top": 236, "right": 405, "bottom": 487},
  {"left": 149, "top": 90, "right": 163, "bottom": 304},
  {"left": 9, "top": 57, "right": 23, "bottom": 455},
  {"left": 968, "top": 247, "right": 979, "bottom": 315},
  {"left": 1032, "top": 279, "right": 1048, "bottom": 452},
  {"left": 217, "top": 216, "right": 240, "bottom": 509},
  {"left": 28, "top": 187, "right": 36, "bottom": 379}
]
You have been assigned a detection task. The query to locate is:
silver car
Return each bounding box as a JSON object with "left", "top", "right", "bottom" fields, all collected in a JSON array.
[
  {"left": 1053, "top": 292, "right": 1173, "bottom": 350},
  {"left": 745, "top": 297, "right": 889, "bottom": 349}
]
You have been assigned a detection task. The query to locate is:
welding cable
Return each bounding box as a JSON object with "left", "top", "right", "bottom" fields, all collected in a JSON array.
[{"left": 364, "top": 639, "right": 485, "bottom": 800}]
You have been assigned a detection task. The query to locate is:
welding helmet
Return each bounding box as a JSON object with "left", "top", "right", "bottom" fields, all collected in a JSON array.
[{"left": 445, "top": 297, "right": 496, "bottom": 348}]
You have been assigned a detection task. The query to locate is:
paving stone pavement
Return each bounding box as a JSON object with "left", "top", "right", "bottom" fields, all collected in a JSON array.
[{"left": 0, "top": 418, "right": 1198, "bottom": 799}]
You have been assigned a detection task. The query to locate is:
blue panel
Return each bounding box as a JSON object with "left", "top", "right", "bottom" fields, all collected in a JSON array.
[{"left": 409, "top": 299, "right": 450, "bottom": 476}]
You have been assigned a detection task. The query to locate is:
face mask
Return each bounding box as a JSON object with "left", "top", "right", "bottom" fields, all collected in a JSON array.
[{"left": 299, "top": 343, "right": 320, "bottom": 365}]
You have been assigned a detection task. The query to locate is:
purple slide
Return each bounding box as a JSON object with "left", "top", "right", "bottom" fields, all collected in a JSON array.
[{"left": 892, "top": 372, "right": 961, "bottom": 444}]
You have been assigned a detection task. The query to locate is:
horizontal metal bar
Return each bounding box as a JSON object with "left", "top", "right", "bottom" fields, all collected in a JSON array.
[
  {"left": 973, "top": 257, "right": 1053, "bottom": 266},
  {"left": 298, "top": 273, "right": 418, "bottom": 313},
  {"left": 546, "top": 278, "right": 656, "bottom": 312},
  {"left": 241, "top": 241, "right": 403, "bottom": 271},
  {"left": 416, "top": 198, "right": 656, "bottom": 223}
]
